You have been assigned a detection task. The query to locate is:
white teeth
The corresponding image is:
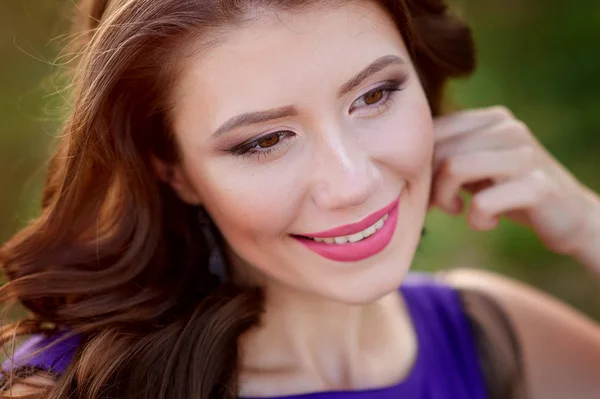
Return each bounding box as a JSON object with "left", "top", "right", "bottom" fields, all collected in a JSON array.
[
  {"left": 310, "top": 213, "right": 389, "bottom": 245},
  {"left": 347, "top": 232, "right": 364, "bottom": 243},
  {"left": 334, "top": 236, "right": 348, "bottom": 244},
  {"left": 364, "top": 225, "right": 377, "bottom": 238}
]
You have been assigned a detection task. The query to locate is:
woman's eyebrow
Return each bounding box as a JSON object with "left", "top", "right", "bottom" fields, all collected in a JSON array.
[
  {"left": 337, "top": 54, "right": 407, "bottom": 97},
  {"left": 211, "top": 54, "right": 406, "bottom": 139},
  {"left": 212, "top": 106, "right": 298, "bottom": 138}
]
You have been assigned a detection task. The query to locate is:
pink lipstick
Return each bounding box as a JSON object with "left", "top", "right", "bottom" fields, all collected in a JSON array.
[{"left": 294, "top": 196, "right": 400, "bottom": 262}]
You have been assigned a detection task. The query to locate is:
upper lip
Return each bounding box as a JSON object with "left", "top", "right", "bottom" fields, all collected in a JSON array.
[{"left": 300, "top": 197, "right": 399, "bottom": 238}]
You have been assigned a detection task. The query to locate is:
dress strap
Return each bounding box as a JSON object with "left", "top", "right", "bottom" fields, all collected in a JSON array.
[
  {"left": 402, "top": 272, "right": 526, "bottom": 399},
  {"left": 458, "top": 287, "right": 527, "bottom": 399}
]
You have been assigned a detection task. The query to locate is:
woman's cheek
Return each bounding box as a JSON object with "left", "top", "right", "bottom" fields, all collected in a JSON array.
[
  {"left": 364, "top": 101, "right": 434, "bottom": 182},
  {"left": 192, "top": 159, "right": 301, "bottom": 238}
]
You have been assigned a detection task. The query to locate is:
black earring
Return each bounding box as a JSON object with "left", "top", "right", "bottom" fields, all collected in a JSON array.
[
  {"left": 198, "top": 206, "right": 211, "bottom": 226},
  {"left": 197, "top": 207, "right": 227, "bottom": 282}
]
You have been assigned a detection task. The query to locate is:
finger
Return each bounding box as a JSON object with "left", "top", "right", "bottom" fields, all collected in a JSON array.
[
  {"left": 433, "top": 119, "right": 532, "bottom": 169},
  {"left": 431, "top": 147, "right": 535, "bottom": 213},
  {"left": 463, "top": 179, "right": 494, "bottom": 194},
  {"left": 467, "top": 170, "right": 551, "bottom": 230},
  {"left": 433, "top": 105, "right": 514, "bottom": 141}
]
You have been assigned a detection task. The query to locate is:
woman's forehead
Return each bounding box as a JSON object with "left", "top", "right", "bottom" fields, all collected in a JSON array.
[
  {"left": 187, "top": 1, "right": 407, "bottom": 75},
  {"left": 171, "top": 1, "right": 410, "bottom": 131}
]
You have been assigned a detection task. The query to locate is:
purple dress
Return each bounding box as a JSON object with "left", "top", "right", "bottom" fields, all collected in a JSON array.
[{"left": 2, "top": 274, "right": 486, "bottom": 398}]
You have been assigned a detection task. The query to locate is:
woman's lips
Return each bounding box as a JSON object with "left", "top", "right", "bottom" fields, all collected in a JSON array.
[
  {"left": 293, "top": 196, "right": 400, "bottom": 262},
  {"left": 302, "top": 197, "right": 399, "bottom": 239}
]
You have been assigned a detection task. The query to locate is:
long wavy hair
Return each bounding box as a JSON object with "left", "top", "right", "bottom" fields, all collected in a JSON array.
[{"left": 0, "top": 0, "right": 476, "bottom": 397}]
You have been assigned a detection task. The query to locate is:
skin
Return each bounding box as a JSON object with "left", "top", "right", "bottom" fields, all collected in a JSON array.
[
  {"left": 431, "top": 106, "right": 600, "bottom": 262},
  {"left": 11, "top": 0, "right": 600, "bottom": 397}
]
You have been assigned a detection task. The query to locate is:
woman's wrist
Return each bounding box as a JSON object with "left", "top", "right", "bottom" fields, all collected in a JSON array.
[{"left": 570, "top": 188, "right": 600, "bottom": 274}]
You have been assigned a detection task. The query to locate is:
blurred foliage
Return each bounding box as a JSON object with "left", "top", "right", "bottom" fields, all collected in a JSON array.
[{"left": 0, "top": 1, "right": 599, "bottom": 317}]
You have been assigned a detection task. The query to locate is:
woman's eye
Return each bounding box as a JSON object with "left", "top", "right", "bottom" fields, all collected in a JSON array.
[
  {"left": 349, "top": 81, "right": 404, "bottom": 114},
  {"left": 229, "top": 130, "right": 295, "bottom": 159},
  {"left": 257, "top": 133, "right": 280, "bottom": 148},
  {"left": 364, "top": 89, "right": 384, "bottom": 105}
]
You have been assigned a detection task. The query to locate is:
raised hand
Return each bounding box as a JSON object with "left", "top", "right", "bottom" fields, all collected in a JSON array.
[{"left": 431, "top": 106, "right": 600, "bottom": 258}]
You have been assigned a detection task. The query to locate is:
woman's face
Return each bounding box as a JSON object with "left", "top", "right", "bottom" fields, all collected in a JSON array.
[{"left": 169, "top": 0, "right": 434, "bottom": 303}]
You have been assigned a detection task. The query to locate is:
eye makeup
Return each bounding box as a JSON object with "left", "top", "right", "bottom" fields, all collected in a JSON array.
[
  {"left": 348, "top": 78, "right": 405, "bottom": 116},
  {"left": 225, "top": 73, "right": 409, "bottom": 160},
  {"left": 229, "top": 130, "right": 296, "bottom": 160}
]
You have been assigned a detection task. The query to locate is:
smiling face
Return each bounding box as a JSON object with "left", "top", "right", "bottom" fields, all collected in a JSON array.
[{"left": 167, "top": 0, "right": 434, "bottom": 303}]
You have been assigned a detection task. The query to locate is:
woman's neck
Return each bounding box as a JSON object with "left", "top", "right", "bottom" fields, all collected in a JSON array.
[{"left": 237, "top": 280, "right": 418, "bottom": 397}]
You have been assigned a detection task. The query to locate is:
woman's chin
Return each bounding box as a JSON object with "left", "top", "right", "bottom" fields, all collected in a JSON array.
[{"left": 319, "top": 258, "right": 412, "bottom": 305}]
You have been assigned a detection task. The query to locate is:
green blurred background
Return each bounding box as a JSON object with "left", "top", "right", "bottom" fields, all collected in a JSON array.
[{"left": 1, "top": 1, "right": 599, "bottom": 317}]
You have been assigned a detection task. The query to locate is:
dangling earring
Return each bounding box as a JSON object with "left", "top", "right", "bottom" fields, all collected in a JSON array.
[
  {"left": 198, "top": 206, "right": 215, "bottom": 247},
  {"left": 198, "top": 207, "right": 227, "bottom": 282},
  {"left": 198, "top": 206, "right": 211, "bottom": 227}
]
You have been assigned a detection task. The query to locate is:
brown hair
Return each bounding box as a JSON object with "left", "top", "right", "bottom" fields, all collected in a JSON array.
[{"left": 0, "top": 0, "right": 475, "bottom": 397}]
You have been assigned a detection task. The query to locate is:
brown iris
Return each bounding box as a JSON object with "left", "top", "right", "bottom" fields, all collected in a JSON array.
[
  {"left": 364, "top": 89, "right": 384, "bottom": 105},
  {"left": 257, "top": 133, "right": 280, "bottom": 148}
]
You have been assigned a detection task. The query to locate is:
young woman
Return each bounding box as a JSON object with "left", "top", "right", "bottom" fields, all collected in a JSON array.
[{"left": 1, "top": 0, "right": 600, "bottom": 398}]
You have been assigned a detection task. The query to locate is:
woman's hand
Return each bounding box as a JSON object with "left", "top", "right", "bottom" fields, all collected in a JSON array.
[{"left": 430, "top": 106, "right": 600, "bottom": 266}]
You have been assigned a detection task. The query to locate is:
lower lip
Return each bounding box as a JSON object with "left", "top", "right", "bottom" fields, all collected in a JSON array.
[{"left": 294, "top": 200, "right": 400, "bottom": 262}]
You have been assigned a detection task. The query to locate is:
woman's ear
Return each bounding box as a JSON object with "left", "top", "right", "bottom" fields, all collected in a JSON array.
[{"left": 151, "top": 156, "right": 202, "bottom": 205}]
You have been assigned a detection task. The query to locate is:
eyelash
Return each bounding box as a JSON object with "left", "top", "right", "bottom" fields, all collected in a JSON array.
[
  {"left": 230, "top": 80, "right": 405, "bottom": 159},
  {"left": 349, "top": 80, "right": 403, "bottom": 115},
  {"left": 230, "top": 130, "right": 294, "bottom": 159}
]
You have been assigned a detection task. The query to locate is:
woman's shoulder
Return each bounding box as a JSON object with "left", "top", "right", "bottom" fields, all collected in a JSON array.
[
  {"left": 443, "top": 266, "right": 600, "bottom": 330},
  {"left": 446, "top": 268, "right": 600, "bottom": 399}
]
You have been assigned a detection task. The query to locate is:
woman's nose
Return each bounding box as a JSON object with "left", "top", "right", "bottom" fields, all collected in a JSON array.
[{"left": 310, "top": 137, "right": 382, "bottom": 211}]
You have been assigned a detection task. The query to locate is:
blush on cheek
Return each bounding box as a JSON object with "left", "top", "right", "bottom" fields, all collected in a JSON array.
[
  {"left": 388, "top": 128, "right": 433, "bottom": 177},
  {"left": 193, "top": 165, "right": 300, "bottom": 248},
  {"left": 372, "top": 104, "right": 434, "bottom": 182}
]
